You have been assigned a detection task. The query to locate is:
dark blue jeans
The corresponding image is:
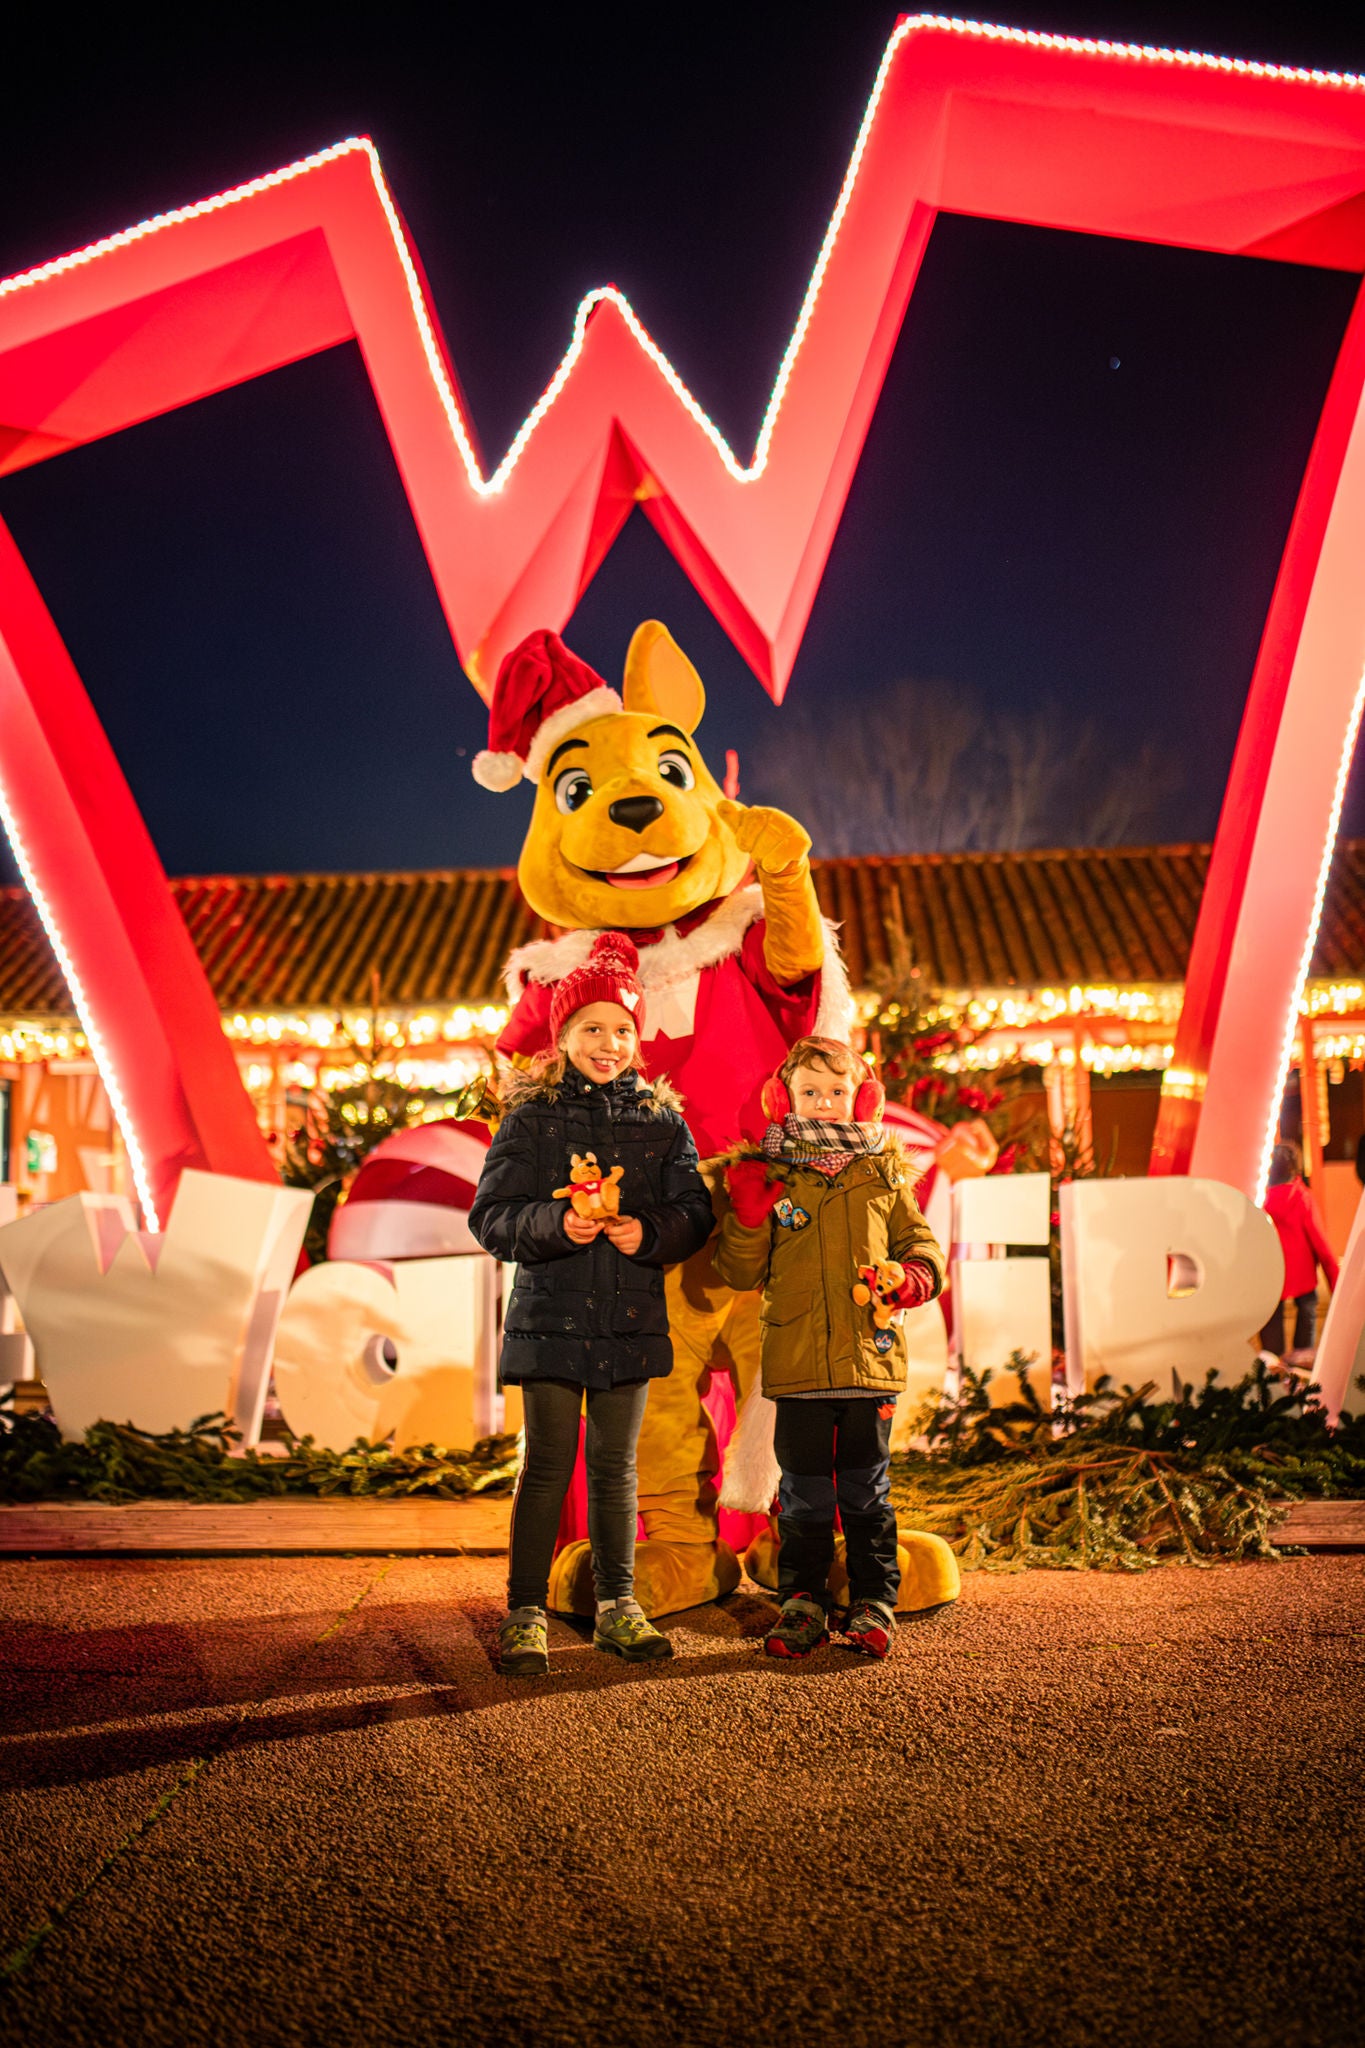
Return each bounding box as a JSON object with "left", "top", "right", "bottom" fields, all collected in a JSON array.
[{"left": 773, "top": 1396, "right": 899, "bottom": 1611}]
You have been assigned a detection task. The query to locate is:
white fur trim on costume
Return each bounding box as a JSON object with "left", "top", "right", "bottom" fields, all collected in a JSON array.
[
  {"left": 718, "top": 1375, "right": 780, "bottom": 1513},
  {"left": 502, "top": 885, "right": 764, "bottom": 1005},
  {"left": 814, "top": 917, "right": 854, "bottom": 1039},
  {"left": 522, "top": 686, "right": 622, "bottom": 783},
  {"left": 472, "top": 749, "right": 524, "bottom": 792}
]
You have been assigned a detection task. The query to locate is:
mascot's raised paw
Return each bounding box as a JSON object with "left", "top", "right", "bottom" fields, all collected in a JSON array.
[
  {"left": 714, "top": 798, "right": 811, "bottom": 877},
  {"left": 548, "top": 1538, "right": 742, "bottom": 1620}
]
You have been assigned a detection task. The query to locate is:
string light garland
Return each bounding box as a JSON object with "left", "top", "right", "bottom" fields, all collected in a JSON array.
[
  {"left": 2, "top": 18, "right": 1358, "bottom": 509},
  {"left": 0, "top": 773, "right": 160, "bottom": 1227},
  {"left": 0, "top": 17, "right": 1360, "bottom": 1210},
  {"left": 1255, "top": 665, "right": 1365, "bottom": 1205}
]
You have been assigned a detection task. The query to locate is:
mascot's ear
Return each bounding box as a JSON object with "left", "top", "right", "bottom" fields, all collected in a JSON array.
[{"left": 623, "top": 620, "right": 706, "bottom": 731}]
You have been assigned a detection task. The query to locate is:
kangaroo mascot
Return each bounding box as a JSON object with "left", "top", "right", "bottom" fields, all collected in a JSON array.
[{"left": 474, "top": 620, "right": 958, "bottom": 1618}]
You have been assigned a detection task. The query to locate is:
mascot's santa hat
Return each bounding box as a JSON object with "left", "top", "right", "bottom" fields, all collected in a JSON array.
[{"left": 472, "top": 630, "right": 621, "bottom": 791}]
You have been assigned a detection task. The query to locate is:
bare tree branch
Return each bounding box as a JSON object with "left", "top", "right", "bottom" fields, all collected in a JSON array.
[{"left": 746, "top": 677, "right": 1181, "bottom": 856}]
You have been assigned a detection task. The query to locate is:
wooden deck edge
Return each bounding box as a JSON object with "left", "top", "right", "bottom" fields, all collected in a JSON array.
[
  {"left": 0, "top": 1496, "right": 516, "bottom": 1556},
  {"left": 1272, "top": 1500, "right": 1365, "bottom": 1551},
  {"left": 0, "top": 1544, "right": 511, "bottom": 1558},
  {"left": 1, "top": 1498, "right": 1360, "bottom": 1558}
]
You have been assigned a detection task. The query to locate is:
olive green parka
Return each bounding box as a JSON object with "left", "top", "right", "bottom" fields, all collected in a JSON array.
[{"left": 713, "top": 1142, "right": 946, "bottom": 1399}]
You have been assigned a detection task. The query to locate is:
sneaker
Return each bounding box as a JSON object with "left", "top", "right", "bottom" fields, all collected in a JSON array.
[
  {"left": 498, "top": 1606, "right": 549, "bottom": 1677},
  {"left": 593, "top": 1598, "right": 673, "bottom": 1663},
  {"left": 764, "top": 1595, "right": 829, "bottom": 1660},
  {"left": 842, "top": 1600, "right": 896, "bottom": 1659}
]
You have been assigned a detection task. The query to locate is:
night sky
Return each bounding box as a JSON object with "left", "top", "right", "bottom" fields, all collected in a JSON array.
[{"left": 1, "top": 4, "right": 1362, "bottom": 879}]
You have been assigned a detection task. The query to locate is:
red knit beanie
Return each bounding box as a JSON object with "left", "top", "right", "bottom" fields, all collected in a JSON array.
[{"left": 549, "top": 933, "right": 647, "bottom": 1043}]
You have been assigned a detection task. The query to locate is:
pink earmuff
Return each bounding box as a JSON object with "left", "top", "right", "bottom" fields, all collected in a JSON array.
[
  {"left": 760, "top": 1075, "right": 790, "bottom": 1123},
  {"left": 762, "top": 1058, "right": 884, "bottom": 1124},
  {"left": 853, "top": 1073, "right": 885, "bottom": 1122}
]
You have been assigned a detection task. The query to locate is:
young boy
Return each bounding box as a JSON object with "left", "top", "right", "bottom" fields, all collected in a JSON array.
[{"left": 714, "top": 1036, "right": 944, "bottom": 1659}]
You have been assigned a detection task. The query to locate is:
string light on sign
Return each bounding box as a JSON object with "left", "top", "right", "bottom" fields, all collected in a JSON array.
[
  {"left": 1256, "top": 663, "right": 1365, "bottom": 1205},
  {"left": 2, "top": 19, "right": 1356, "bottom": 521},
  {"left": 0, "top": 770, "right": 160, "bottom": 1227}
]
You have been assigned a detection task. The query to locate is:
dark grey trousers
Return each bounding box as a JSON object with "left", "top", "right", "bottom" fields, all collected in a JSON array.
[{"left": 507, "top": 1377, "right": 650, "bottom": 1610}]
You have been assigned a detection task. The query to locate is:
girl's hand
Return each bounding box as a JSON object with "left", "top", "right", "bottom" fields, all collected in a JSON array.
[
  {"left": 563, "top": 1209, "right": 604, "bottom": 1245},
  {"left": 603, "top": 1214, "right": 643, "bottom": 1256}
]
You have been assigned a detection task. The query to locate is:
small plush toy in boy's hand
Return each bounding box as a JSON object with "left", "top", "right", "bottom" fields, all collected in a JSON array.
[
  {"left": 852, "top": 1260, "right": 909, "bottom": 1331},
  {"left": 553, "top": 1151, "right": 625, "bottom": 1221},
  {"left": 851, "top": 1258, "right": 938, "bottom": 1329}
]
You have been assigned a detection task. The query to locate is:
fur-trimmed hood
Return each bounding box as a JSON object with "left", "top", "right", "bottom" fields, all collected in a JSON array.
[{"left": 499, "top": 1062, "right": 685, "bottom": 1119}]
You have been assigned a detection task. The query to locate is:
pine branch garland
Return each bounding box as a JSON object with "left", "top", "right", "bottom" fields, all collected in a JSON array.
[
  {"left": 889, "top": 1358, "right": 1365, "bottom": 1571},
  {"left": 0, "top": 1400, "right": 520, "bottom": 1505}
]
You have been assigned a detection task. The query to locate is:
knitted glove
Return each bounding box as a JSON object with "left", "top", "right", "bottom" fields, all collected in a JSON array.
[
  {"left": 891, "top": 1260, "right": 938, "bottom": 1311},
  {"left": 726, "top": 1159, "right": 784, "bottom": 1229}
]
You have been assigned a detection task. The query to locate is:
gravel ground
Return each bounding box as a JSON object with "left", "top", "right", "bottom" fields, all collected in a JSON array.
[{"left": 0, "top": 1554, "right": 1362, "bottom": 2048}]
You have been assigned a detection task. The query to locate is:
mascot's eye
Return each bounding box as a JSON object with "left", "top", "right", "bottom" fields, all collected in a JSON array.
[
  {"left": 658, "top": 749, "right": 695, "bottom": 792},
  {"left": 554, "top": 769, "right": 594, "bottom": 815}
]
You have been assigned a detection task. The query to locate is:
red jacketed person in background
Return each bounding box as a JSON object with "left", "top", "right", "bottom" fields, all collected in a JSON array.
[{"left": 1260, "top": 1140, "right": 1338, "bottom": 1370}]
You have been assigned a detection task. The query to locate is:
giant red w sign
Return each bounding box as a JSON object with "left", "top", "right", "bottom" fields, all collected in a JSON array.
[{"left": 1, "top": 16, "right": 1364, "bottom": 1223}]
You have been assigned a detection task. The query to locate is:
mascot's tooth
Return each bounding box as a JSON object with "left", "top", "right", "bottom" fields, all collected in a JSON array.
[{"left": 610, "top": 851, "right": 676, "bottom": 875}]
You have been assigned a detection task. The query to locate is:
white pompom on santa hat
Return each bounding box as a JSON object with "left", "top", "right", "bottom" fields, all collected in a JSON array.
[{"left": 472, "top": 628, "right": 621, "bottom": 790}]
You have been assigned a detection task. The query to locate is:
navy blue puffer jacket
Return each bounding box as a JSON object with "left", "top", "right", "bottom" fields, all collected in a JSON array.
[{"left": 468, "top": 1066, "right": 713, "bottom": 1388}]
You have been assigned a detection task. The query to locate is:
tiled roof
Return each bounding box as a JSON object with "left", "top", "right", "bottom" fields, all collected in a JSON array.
[
  {"left": 812, "top": 845, "right": 1212, "bottom": 989},
  {"left": 0, "top": 869, "right": 548, "bottom": 1018},
  {"left": 1, "top": 842, "right": 1364, "bottom": 1019}
]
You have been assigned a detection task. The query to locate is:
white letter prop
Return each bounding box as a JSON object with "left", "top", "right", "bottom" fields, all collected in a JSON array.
[
  {"left": 0, "top": 1172, "right": 312, "bottom": 1439},
  {"left": 272, "top": 1256, "right": 481, "bottom": 1451},
  {"left": 1308, "top": 1198, "right": 1365, "bottom": 1424},
  {"left": 952, "top": 1173, "right": 1053, "bottom": 1407},
  {"left": 1060, "top": 1178, "right": 1282, "bottom": 1395}
]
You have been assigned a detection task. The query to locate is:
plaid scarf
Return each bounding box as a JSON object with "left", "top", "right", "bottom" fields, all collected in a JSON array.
[{"left": 762, "top": 1115, "right": 886, "bottom": 1174}]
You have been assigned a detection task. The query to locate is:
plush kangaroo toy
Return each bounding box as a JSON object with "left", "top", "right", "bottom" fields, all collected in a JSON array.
[
  {"left": 552, "top": 1153, "right": 624, "bottom": 1221},
  {"left": 474, "top": 620, "right": 958, "bottom": 1621}
]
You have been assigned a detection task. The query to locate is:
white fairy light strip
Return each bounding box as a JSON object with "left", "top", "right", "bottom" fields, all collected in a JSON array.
[
  {"left": 0, "top": 17, "right": 1358, "bottom": 1220},
  {"left": 0, "top": 769, "right": 161, "bottom": 1227},
  {"left": 1, "top": 21, "right": 1357, "bottom": 502},
  {"left": 1255, "top": 664, "right": 1365, "bottom": 1205}
]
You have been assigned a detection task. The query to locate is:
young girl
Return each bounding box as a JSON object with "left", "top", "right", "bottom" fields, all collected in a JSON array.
[
  {"left": 715, "top": 1036, "right": 944, "bottom": 1660},
  {"left": 468, "top": 932, "right": 713, "bottom": 1676}
]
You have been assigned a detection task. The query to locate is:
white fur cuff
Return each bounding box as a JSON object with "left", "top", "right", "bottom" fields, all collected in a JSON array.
[
  {"left": 717, "top": 1378, "right": 781, "bottom": 1514},
  {"left": 522, "top": 687, "right": 622, "bottom": 783}
]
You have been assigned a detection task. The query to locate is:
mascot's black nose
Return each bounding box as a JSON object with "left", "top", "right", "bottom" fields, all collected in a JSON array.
[{"left": 608, "top": 795, "right": 665, "bottom": 833}]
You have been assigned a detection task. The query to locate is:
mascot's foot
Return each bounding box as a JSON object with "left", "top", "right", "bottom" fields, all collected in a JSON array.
[
  {"left": 744, "top": 1524, "right": 960, "bottom": 1614},
  {"left": 548, "top": 1538, "right": 741, "bottom": 1620},
  {"left": 743, "top": 1523, "right": 780, "bottom": 1592},
  {"left": 829, "top": 1527, "right": 961, "bottom": 1615}
]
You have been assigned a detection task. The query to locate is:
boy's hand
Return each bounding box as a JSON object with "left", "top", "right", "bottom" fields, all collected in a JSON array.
[
  {"left": 563, "top": 1209, "right": 603, "bottom": 1245},
  {"left": 603, "top": 1214, "right": 643, "bottom": 1256},
  {"left": 725, "top": 1159, "right": 783, "bottom": 1229},
  {"left": 716, "top": 799, "right": 811, "bottom": 877}
]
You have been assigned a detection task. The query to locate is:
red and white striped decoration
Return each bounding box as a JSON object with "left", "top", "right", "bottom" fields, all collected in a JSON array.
[{"left": 327, "top": 1118, "right": 490, "bottom": 1261}]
